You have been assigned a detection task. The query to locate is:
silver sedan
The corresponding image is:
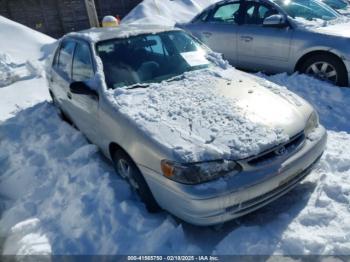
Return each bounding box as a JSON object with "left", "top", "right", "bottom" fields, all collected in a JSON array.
[
  {"left": 178, "top": 0, "right": 350, "bottom": 86},
  {"left": 47, "top": 25, "right": 326, "bottom": 225}
]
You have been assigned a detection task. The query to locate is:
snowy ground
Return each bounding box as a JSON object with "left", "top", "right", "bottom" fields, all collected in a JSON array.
[{"left": 1, "top": 0, "right": 350, "bottom": 256}]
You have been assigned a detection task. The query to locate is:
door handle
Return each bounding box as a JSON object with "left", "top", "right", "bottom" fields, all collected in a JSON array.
[
  {"left": 67, "top": 92, "right": 72, "bottom": 100},
  {"left": 202, "top": 31, "right": 212, "bottom": 37},
  {"left": 240, "top": 35, "right": 253, "bottom": 42}
]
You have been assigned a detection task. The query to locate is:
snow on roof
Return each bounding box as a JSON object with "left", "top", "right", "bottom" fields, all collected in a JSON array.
[{"left": 66, "top": 24, "right": 179, "bottom": 43}]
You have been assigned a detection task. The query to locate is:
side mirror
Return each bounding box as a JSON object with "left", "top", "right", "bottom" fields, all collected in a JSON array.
[
  {"left": 70, "top": 81, "right": 99, "bottom": 98},
  {"left": 263, "top": 14, "right": 288, "bottom": 28}
]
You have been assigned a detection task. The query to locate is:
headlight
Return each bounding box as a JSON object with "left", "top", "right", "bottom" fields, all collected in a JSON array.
[
  {"left": 160, "top": 159, "right": 241, "bottom": 185},
  {"left": 305, "top": 111, "right": 319, "bottom": 136}
]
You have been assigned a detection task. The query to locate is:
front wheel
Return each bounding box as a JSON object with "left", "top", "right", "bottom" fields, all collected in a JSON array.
[
  {"left": 300, "top": 54, "right": 348, "bottom": 87},
  {"left": 112, "top": 149, "right": 160, "bottom": 213}
]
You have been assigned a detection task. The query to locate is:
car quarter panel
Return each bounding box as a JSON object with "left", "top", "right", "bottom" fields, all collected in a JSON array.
[{"left": 289, "top": 29, "right": 350, "bottom": 73}]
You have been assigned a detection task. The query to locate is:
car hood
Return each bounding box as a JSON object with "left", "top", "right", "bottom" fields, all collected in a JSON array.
[
  {"left": 314, "top": 22, "right": 350, "bottom": 37},
  {"left": 108, "top": 68, "right": 312, "bottom": 162}
]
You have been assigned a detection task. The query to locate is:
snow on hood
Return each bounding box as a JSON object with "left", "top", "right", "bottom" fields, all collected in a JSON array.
[
  {"left": 313, "top": 21, "right": 350, "bottom": 37},
  {"left": 292, "top": 16, "right": 350, "bottom": 31},
  {"left": 104, "top": 67, "right": 310, "bottom": 162}
]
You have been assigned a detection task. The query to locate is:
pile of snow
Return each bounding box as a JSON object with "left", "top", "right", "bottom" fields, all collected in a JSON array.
[
  {"left": 0, "top": 16, "right": 54, "bottom": 63},
  {"left": 0, "top": 54, "right": 42, "bottom": 88},
  {"left": 0, "top": 16, "right": 55, "bottom": 121},
  {"left": 3, "top": 218, "right": 51, "bottom": 255},
  {"left": 123, "top": 0, "right": 220, "bottom": 25},
  {"left": 0, "top": 103, "right": 196, "bottom": 255},
  {"left": 107, "top": 67, "right": 290, "bottom": 162}
]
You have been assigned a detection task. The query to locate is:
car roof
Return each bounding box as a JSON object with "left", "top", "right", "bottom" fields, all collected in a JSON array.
[{"left": 66, "top": 24, "right": 180, "bottom": 43}]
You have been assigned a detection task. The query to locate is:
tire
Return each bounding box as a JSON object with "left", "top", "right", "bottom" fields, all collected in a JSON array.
[
  {"left": 300, "top": 54, "right": 348, "bottom": 87},
  {"left": 112, "top": 149, "right": 160, "bottom": 213}
]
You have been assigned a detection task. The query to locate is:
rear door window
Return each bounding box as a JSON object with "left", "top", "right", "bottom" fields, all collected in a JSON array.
[
  {"left": 57, "top": 39, "right": 76, "bottom": 80},
  {"left": 243, "top": 2, "right": 278, "bottom": 24},
  {"left": 208, "top": 2, "right": 242, "bottom": 24}
]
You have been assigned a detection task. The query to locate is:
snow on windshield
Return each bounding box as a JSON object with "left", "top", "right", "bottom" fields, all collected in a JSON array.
[
  {"left": 272, "top": 0, "right": 350, "bottom": 28},
  {"left": 293, "top": 15, "right": 350, "bottom": 28}
]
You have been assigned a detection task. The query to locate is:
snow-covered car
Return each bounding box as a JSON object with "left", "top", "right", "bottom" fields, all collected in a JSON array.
[
  {"left": 178, "top": 0, "right": 350, "bottom": 87},
  {"left": 47, "top": 25, "right": 327, "bottom": 225}
]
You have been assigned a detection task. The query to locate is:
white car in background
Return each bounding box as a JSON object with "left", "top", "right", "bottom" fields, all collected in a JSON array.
[{"left": 47, "top": 25, "right": 327, "bottom": 225}]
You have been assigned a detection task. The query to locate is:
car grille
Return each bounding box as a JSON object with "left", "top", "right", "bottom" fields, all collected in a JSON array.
[
  {"left": 246, "top": 132, "right": 305, "bottom": 166},
  {"left": 225, "top": 154, "right": 322, "bottom": 215}
]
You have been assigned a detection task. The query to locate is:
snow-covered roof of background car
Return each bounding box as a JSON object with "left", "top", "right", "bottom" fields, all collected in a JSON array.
[{"left": 66, "top": 24, "right": 180, "bottom": 43}]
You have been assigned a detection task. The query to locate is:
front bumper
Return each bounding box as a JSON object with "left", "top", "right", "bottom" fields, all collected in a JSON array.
[{"left": 140, "top": 126, "right": 327, "bottom": 226}]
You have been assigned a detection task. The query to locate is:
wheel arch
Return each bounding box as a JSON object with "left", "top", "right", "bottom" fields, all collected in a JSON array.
[
  {"left": 294, "top": 50, "right": 346, "bottom": 72},
  {"left": 108, "top": 141, "right": 161, "bottom": 212},
  {"left": 109, "top": 142, "right": 129, "bottom": 160},
  {"left": 108, "top": 142, "right": 142, "bottom": 167}
]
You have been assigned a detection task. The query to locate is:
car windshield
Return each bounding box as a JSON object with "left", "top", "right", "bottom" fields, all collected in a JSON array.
[
  {"left": 323, "top": 0, "right": 348, "bottom": 10},
  {"left": 96, "top": 30, "right": 211, "bottom": 89},
  {"left": 273, "top": 0, "right": 340, "bottom": 21}
]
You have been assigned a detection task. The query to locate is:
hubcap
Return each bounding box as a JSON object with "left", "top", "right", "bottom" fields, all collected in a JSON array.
[
  {"left": 116, "top": 159, "right": 139, "bottom": 190},
  {"left": 306, "top": 61, "right": 338, "bottom": 84}
]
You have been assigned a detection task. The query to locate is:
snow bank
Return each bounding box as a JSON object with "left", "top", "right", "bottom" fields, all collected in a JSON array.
[
  {"left": 3, "top": 218, "right": 51, "bottom": 255},
  {"left": 0, "top": 16, "right": 55, "bottom": 121},
  {"left": 0, "top": 16, "right": 55, "bottom": 63},
  {"left": 0, "top": 103, "right": 197, "bottom": 255},
  {"left": 123, "top": 0, "right": 220, "bottom": 25},
  {"left": 0, "top": 54, "right": 43, "bottom": 88}
]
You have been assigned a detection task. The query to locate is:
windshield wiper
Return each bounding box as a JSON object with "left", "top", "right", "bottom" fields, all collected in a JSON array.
[
  {"left": 125, "top": 83, "right": 150, "bottom": 90},
  {"left": 166, "top": 74, "right": 186, "bottom": 83}
]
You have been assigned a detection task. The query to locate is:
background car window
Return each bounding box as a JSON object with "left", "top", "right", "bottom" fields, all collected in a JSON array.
[
  {"left": 244, "top": 2, "right": 278, "bottom": 24},
  {"left": 273, "top": 0, "right": 339, "bottom": 21},
  {"left": 143, "top": 35, "right": 169, "bottom": 55},
  {"left": 57, "top": 40, "right": 75, "bottom": 79},
  {"left": 72, "top": 42, "right": 94, "bottom": 82},
  {"left": 168, "top": 33, "right": 197, "bottom": 53},
  {"left": 209, "top": 3, "right": 241, "bottom": 23}
]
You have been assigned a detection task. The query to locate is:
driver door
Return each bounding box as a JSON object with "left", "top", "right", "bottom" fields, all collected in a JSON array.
[
  {"left": 68, "top": 40, "right": 100, "bottom": 144},
  {"left": 236, "top": 1, "right": 294, "bottom": 73}
]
